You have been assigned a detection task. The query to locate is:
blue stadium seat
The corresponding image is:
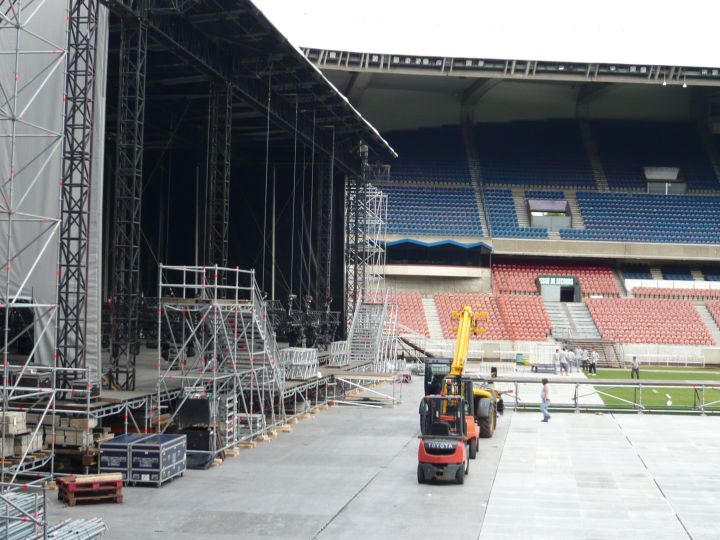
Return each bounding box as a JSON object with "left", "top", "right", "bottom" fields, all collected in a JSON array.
[
  {"left": 384, "top": 126, "right": 470, "bottom": 184},
  {"left": 592, "top": 121, "right": 719, "bottom": 190},
  {"left": 383, "top": 185, "right": 484, "bottom": 236},
  {"left": 475, "top": 120, "right": 596, "bottom": 188},
  {"left": 560, "top": 192, "right": 720, "bottom": 244},
  {"left": 621, "top": 264, "right": 653, "bottom": 280},
  {"left": 485, "top": 189, "right": 548, "bottom": 239}
]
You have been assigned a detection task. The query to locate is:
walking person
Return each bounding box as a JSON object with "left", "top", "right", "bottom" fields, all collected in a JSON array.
[
  {"left": 630, "top": 355, "right": 640, "bottom": 379},
  {"left": 589, "top": 348, "right": 599, "bottom": 375},
  {"left": 567, "top": 348, "right": 575, "bottom": 374},
  {"left": 559, "top": 347, "right": 568, "bottom": 375},
  {"left": 540, "top": 378, "right": 551, "bottom": 422}
]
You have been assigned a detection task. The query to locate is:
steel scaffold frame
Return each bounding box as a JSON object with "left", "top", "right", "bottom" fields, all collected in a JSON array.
[
  {"left": 156, "top": 265, "right": 285, "bottom": 458},
  {"left": 57, "top": 0, "right": 98, "bottom": 390},
  {"left": 206, "top": 81, "right": 232, "bottom": 270},
  {"left": 110, "top": 14, "right": 148, "bottom": 391}
]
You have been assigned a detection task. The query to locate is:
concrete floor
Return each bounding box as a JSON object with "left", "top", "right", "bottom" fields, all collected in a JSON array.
[{"left": 48, "top": 379, "right": 720, "bottom": 539}]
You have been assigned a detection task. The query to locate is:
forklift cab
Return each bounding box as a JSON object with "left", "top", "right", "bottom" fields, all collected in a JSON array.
[{"left": 419, "top": 395, "right": 467, "bottom": 440}]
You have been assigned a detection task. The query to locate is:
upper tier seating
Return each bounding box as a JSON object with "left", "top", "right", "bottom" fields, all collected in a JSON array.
[
  {"left": 434, "top": 293, "right": 551, "bottom": 341},
  {"left": 395, "top": 292, "right": 429, "bottom": 337},
  {"left": 383, "top": 185, "right": 484, "bottom": 237},
  {"left": 560, "top": 192, "right": 720, "bottom": 244},
  {"left": 475, "top": 120, "right": 596, "bottom": 188},
  {"left": 632, "top": 288, "right": 720, "bottom": 301},
  {"left": 703, "top": 267, "right": 720, "bottom": 282},
  {"left": 592, "top": 121, "right": 718, "bottom": 190},
  {"left": 485, "top": 189, "right": 548, "bottom": 239},
  {"left": 384, "top": 126, "right": 470, "bottom": 184},
  {"left": 586, "top": 298, "right": 714, "bottom": 345},
  {"left": 661, "top": 265, "right": 693, "bottom": 281},
  {"left": 622, "top": 264, "right": 653, "bottom": 280},
  {"left": 492, "top": 262, "right": 620, "bottom": 296}
]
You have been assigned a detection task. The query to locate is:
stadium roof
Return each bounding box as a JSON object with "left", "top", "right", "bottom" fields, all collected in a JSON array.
[{"left": 254, "top": 1, "right": 720, "bottom": 72}]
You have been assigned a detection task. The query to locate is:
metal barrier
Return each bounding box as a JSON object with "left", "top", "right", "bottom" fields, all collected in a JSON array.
[{"left": 481, "top": 376, "right": 720, "bottom": 414}]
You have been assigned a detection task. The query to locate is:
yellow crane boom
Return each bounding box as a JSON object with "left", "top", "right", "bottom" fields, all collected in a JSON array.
[{"left": 449, "top": 305, "right": 488, "bottom": 377}]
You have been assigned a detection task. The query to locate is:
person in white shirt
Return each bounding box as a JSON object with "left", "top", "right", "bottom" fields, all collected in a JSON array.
[
  {"left": 540, "top": 378, "right": 551, "bottom": 422},
  {"left": 566, "top": 349, "right": 576, "bottom": 374},
  {"left": 630, "top": 355, "right": 640, "bottom": 379},
  {"left": 559, "top": 348, "right": 568, "bottom": 375},
  {"left": 589, "top": 349, "right": 599, "bottom": 375},
  {"left": 552, "top": 348, "right": 560, "bottom": 374}
]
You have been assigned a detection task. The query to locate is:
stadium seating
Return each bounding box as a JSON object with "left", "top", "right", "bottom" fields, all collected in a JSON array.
[
  {"left": 382, "top": 185, "right": 484, "bottom": 236},
  {"left": 524, "top": 190, "right": 565, "bottom": 200},
  {"left": 661, "top": 265, "right": 693, "bottom": 281},
  {"left": 384, "top": 126, "right": 470, "bottom": 184},
  {"left": 485, "top": 189, "right": 548, "bottom": 238},
  {"left": 560, "top": 192, "right": 720, "bottom": 244},
  {"left": 492, "top": 262, "right": 620, "bottom": 296},
  {"left": 394, "top": 292, "right": 429, "bottom": 337},
  {"left": 433, "top": 293, "right": 551, "bottom": 341},
  {"left": 591, "top": 121, "right": 718, "bottom": 190},
  {"left": 475, "top": 120, "right": 596, "bottom": 188},
  {"left": 621, "top": 264, "right": 653, "bottom": 280},
  {"left": 703, "top": 267, "right": 720, "bottom": 281},
  {"left": 586, "top": 298, "right": 714, "bottom": 345},
  {"left": 632, "top": 288, "right": 720, "bottom": 301}
]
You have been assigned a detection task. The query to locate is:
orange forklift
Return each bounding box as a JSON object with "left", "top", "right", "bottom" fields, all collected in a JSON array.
[{"left": 417, "top": 394, "right": 470, "bottom": 484}]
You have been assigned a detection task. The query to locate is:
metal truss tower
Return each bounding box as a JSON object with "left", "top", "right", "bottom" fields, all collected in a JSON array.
[
  {"left": 344, "top": 146, "right": 388, "bottom": 328},
  {"left": 110, "top": 15, "right": 148, "bottom": 390},
  {"left": 57, "top": 0, "right": 99, "bottom": 388},
  {"left": 206, "top": 81, "right": 232, "bottom": 269},
  {"left": 315, "top": 156, "right": 334, "bottom": 302}
]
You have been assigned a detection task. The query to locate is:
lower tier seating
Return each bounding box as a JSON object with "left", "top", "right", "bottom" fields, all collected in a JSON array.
[
  {"left": 434, "top": 293, "right": 551, "bottom": 341},
  {"left": 395, "top": 292, "right": 429, "bottom": 337},
  {"left": 586, "top": 298, "right": 714, "bottom": 345},
  {"left": 707, "top": 302, "right": 720, "bottom": 328},
  {"left": 492, "top": 262, "right": 620, "bottom": 296}
]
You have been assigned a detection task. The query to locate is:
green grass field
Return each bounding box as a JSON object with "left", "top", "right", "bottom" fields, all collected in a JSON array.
[{"left": 591, "top": 368, "right": 720, "bottom": 410}]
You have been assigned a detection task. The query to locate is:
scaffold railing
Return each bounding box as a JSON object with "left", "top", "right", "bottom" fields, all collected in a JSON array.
[{"left": 156, "top": 265, "right": 285, "bottom": 457}]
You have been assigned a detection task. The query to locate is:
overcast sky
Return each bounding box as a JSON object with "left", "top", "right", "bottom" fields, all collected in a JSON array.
[{"left": 253, "top": 0, "right": 719, "bottom": 68}]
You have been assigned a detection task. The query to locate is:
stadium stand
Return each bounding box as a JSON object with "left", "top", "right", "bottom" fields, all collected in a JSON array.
[
  {"left": 586, "top": 298, "right": 714, "bottom": 345},
  {"left": 384, "top": 126, "right": 470, "bottom": 184},
  {"left": 475, "top": 120, "right": 595, "bottom": 188},
  {"left": 497, "top": 295, "right": 552, "bottom": 341},
  {"left": 703, "top": 266, "right": 720, "bottom": 281},
  {"left": 433, "top": 293, "right": 551, "bottom": 341},
  {"left": 632, "top": 288, "right": 720, "bottom": 301},
  {"left": 661, "top": 265, "right": 694, "bottom": 281},
  {"left": 621, "top": 264, "right": 653, "bottom": 280},
  {"left": 560, "top": 192, "right": 720, "bottom": 244},
  {"left": 395, "top": 292, "right": 429, "bottom": 336},
  {"left": 485, "top": 189, "right": 548, "bottom": 238},
  {"left": 591, "top": 121, "right": 718, "bottom": 190},
  {"left": 383, "top": 185, "right": 484, "bottom": 236},
  {"left": 492, "top": 262, "right": 620, "bottom": 296}
]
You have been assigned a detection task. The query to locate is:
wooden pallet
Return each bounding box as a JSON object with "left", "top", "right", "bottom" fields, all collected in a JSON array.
[{"left": 57, "top": 475, "right": 123, "bottom": 507}]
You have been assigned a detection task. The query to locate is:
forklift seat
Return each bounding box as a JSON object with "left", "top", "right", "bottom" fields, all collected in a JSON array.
[{"left": 430, "top": 422, "right": 451, "bottom": 436}]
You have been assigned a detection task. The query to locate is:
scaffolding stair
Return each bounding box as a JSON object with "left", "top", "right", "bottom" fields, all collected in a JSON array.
[
  {"left": 579, "top": 120, "right": 610, "bottom": 191},
  {"left": 348, "top": 302, "right": 387, "bottom": 365}
]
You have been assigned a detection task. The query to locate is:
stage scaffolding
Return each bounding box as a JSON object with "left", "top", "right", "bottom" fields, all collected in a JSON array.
[{"left": 156, "top": 265, "right": 286, "bottom": 458}]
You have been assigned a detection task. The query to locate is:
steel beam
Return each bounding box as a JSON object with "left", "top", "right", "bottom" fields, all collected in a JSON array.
[
  {"left": 110, "top": 16, "right": 148, "bottom": 391},
  {"left": 57, "top": 0, "right": 99, "bottom": 388}
]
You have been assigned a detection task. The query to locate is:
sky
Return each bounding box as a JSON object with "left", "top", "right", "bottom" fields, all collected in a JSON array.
[{"left": 252, "top": 0, "right": 720, "bottom": 69}]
